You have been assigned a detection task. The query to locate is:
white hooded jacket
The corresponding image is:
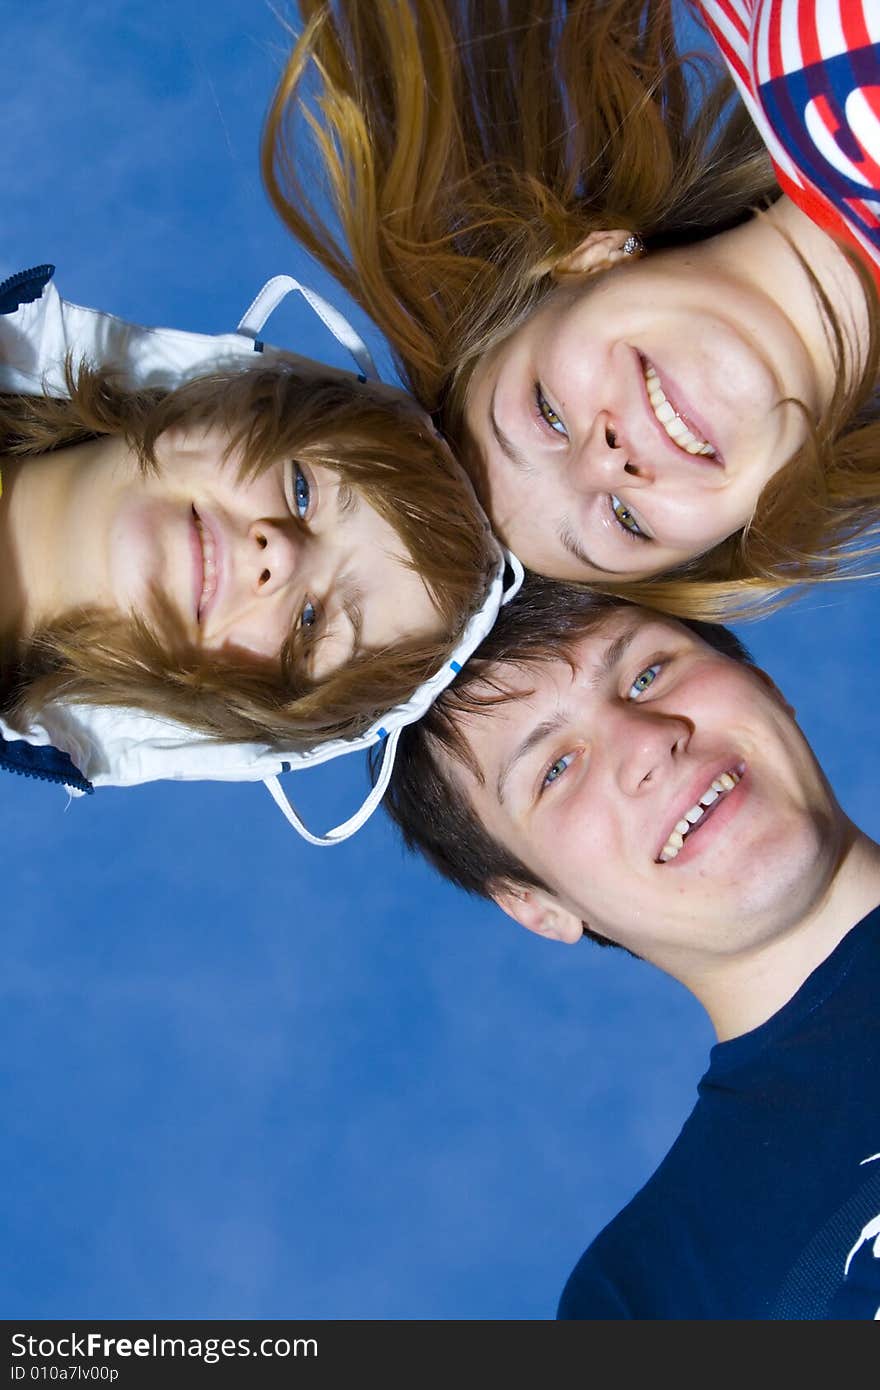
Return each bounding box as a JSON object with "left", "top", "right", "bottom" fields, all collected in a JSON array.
[{"left": 0, "top": 265, "right": 519, "bottom": 843}]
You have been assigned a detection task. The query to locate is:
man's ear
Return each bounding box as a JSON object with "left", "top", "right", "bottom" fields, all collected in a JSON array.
[
  {"left": 747, "top": 663, "right": 796, "bottom": 718},
  {"left": 553, "top": 229, "right": 642, "bottom": 279},
  {"left": 491, "top": 882, "right": 583, "bottom": 944}
]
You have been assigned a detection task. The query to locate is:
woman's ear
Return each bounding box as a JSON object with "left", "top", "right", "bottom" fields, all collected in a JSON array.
[
  {"left": 553, "top": 229, "right": 643, "bottom": 279},
  {"left": 491, "top": 882, "right": 583, "bottom": 944}
]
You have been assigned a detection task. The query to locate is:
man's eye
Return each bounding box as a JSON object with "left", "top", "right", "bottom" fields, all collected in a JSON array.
[
  {"left": 541, "top": 751, "right": 576, "bottom": 791},
  {"left": 535, "top": 385, "right": 568, "bottom": 438},
  {"left": 628, "top": 663, "right": 661, "bottom": 699},
  {"left": 610, "top": 494, "right": 647, "bottom": 540}
]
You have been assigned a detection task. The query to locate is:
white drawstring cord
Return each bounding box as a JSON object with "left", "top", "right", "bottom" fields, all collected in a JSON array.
[
  {"left": 262, "top": 727, "right": 402, "bottom": 847},
  {"left": 264, "top": 553, "right": 525, "bottom": 844},
  {"left": 236, "top": 274, "right": 379, "bottom": 382}
]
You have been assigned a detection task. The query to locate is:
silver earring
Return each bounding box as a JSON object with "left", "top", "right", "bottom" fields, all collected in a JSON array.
[{"left": 622, "top": 233, "right": 645, "bottom": 257}]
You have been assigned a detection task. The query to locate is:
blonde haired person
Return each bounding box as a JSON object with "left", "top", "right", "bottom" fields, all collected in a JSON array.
[
  {"left": 263, "top": 0, "right": 880, "bottom": 621},
  {"left": 0, "top": 265, "right": 503, "bottom": 837}
]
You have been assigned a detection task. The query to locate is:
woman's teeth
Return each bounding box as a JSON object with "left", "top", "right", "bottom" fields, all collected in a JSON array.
[
  {"left": 657, "top": 769, "right": 740, "bottom": 863},
  {"left": 195, "top": 513, "right": 217, "bottom": 617},
  {"left": 644, "top": 362, "right": 716, "bottom": 457}
]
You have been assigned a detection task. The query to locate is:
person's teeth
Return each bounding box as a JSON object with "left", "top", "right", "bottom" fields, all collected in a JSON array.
[
  {"left": 644, "top": 362, "right": 716, "bottom": 456},
  {"left": 656, "top": 767, "right": 743, "bottom": 863},
  {"left": 196, "top": 517, "right": 217, "bottom": 611}
]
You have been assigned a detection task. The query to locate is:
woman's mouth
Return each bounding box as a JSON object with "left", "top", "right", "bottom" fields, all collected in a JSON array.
[
  {"left": 642, "top": 358, "right": 720, "bottom": 462},
  {"left": 192, "top": 505, "right": 219, "bottom": 622}
]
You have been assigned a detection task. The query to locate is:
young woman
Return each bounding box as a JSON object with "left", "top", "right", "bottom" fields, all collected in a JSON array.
[
  {"left": 263, "top": 0, "right": 880, "bottom": 620},
  {"left": 0, "top": 264, "right": 503, "bottom": 836}
]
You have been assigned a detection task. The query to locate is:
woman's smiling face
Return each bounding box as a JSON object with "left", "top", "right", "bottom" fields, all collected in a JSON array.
[
  {"left": 464, "top": 245, "right": 822, "bottom": 580},
  {"left": 9, "top": 424, "right": 442, "bottom": 681}
]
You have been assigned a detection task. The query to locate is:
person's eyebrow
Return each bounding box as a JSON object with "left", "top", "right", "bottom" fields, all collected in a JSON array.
[
  {"left": 488, "top": 387, "right": 535, "bottom": 475},
  {"left": 337, "top": 573, "right": 364, "bottom": 661},
  {"left": 337, "top": 480, "right": 360, "bottom": 516},
  {"left": 492, "top": 623, "right": 642, "bottom": 804},
  {"left": 557, "top": 521, "right": 617, "bottom": 576},
  {"left": 495, "top": 712, "right": 569, "bottom": 806},
  {"left": 589, "top": 624, "right": 640, "bottom": 689}
]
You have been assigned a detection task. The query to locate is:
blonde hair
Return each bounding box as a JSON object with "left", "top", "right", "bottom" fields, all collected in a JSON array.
[
  {"left": 0, "top": 357, "right": 498, "bottom": 745},
  {"left": 263, "top": 0, "right": 880, "bottom": 621}
]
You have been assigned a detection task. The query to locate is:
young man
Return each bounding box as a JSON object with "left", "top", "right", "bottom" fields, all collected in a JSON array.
[{"left": 383, "top": 578, "right": 880, "bottom": 1319}]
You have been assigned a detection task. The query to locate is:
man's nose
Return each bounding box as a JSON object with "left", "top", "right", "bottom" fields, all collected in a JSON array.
[
  {"left": 615, "top": 709, "right": 691, "bottom": 796},
  {"left": 247, "top": 518, "right": 301, "bottom": 596}
]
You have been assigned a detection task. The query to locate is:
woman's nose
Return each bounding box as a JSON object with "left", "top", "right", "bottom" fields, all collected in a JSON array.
[
  {"left": 575, "top": 415, "right": 654, "bottom": 489},
  {"left": 247, "top": 518, "right": 301, "bottom": 596}
]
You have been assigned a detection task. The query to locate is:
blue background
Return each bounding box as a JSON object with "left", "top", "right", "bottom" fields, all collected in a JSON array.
[{"left": 1, "top": 0, "right": 877, "bottom": 1319}]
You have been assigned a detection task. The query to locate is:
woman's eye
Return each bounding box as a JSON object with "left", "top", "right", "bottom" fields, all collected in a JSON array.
[
  {"left": 541, "top": 751, "right": 576, "bottom": 791},
  {"left": 299, "top": 598, "right": 318, "bottom": 636},
  {"left": 535, "top": 386, "right": 568, "bottom": 438},
  {"left": 628, "top": 663, "right": 661, "bottom": 699},
  {"left": 290, "top": 461, "right": 311, "bottom": 520},
  {"left": 610, "top": 493, "right": 647, "bottom": 540}
]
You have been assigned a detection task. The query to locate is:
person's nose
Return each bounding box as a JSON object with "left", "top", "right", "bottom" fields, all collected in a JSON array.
[
  {"left": 573, "top": 412, "right": 655, "bottom": 491},
  {"left": 613, "top": 707, "right": 691, "bottom": 797},
  {"left": 246, "top": 518, "right": 302, "bottom": 597}
]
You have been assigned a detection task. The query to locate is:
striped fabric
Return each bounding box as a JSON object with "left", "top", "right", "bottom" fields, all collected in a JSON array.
[{"left": 695, "top": 0, "right": 880, "bottom": 283}]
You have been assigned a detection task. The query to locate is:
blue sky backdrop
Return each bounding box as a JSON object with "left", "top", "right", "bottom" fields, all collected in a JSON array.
[{"left": 1, "top": 0, "right": 878, "bottom": 1320}]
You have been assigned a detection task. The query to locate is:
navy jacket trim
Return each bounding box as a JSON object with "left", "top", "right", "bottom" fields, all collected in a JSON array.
[
  {"left": 0, "top": 734, "right": 93, "bottom": 792},
  {"left": 0, "top": 264, "right": 55, "bottom": 316}
]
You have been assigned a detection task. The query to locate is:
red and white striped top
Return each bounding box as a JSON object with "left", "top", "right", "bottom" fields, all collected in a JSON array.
[{"left": 694, "top": 0, "right": 880, "bottom": 283}]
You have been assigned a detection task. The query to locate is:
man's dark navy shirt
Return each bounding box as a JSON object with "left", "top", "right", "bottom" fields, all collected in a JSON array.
[{"left": 558, "top": 904, "right": 880, "bottom": 1319}]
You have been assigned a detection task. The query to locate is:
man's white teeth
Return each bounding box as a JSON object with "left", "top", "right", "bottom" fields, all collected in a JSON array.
[
  {"left": 657, "top": 769, "right": 741, "bottom": 862},
  {"left": 644, "top": 362, "right": 716, "bottom": 457}
]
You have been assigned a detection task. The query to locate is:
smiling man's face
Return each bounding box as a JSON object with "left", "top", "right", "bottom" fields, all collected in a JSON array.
[{"left": 442, "top": 609, "right": 842, "bottom": 975}]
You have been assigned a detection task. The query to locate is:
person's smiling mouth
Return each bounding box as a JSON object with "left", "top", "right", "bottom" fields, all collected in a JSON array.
[
  {"left": 192, "top": 505, "right": 221, "bottom": 624},
  {"left": 638, "top": 353, "right": 724, "bottom": 467},
  {"left": 655, "top": 762, "right": 745, "bottom": 863}
]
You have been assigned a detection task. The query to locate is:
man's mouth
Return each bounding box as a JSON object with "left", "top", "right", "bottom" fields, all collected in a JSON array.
[
  {"left": 193, "top": 506, "right": 218, "bottom": 622},
  {"left": 642, "top": 358, "right": 718, "bottom": 460},
  {"left": 656, "top": 765, "right": 743, "bottom": 863}
]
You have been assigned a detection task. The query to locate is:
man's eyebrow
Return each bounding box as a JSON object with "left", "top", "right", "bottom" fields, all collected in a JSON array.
[
  {"left": 590, "top": 624, "right": 640, "bottom": 689},
  {"left": 495, "top": 712, "right": 569, "bottom": 807},
  {"left": 488, "top": 387, "right": 535, "bottom": 475},
  {"left": 492, "top": 623, "right": 641, "bottom": 803}
]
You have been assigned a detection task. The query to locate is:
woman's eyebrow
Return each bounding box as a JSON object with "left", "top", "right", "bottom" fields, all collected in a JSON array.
[
  {"left": 337, "top": 574, "right": 364, "bottom": 660},
  {"left": 336, "top": 480, "right": 360, "bottom": 515},
  {"left": 488, "top": 387, "right": 536, "bottom": 476},
  {"left": 558, "top": 520, "right": 615, "bottom": 575}
]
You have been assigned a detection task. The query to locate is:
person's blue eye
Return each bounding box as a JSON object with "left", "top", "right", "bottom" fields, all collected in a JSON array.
[
  {"left": 535, "top": 385, "right": 568, "bottom": 438},
  {"left": 610, "top": 494, "right": 647, "bottom": 540},
  {"left": 300, "top": 598, "right": 318, "bottom": 635},
  {"left": 628, "top": 663, "right": 661, "bottom": 699},
  {"left": 541, "top": 751, "right": 576, "bottom": 791},
  {"left": 293, "top": 462, "right": 311, "bottom": 520}
]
